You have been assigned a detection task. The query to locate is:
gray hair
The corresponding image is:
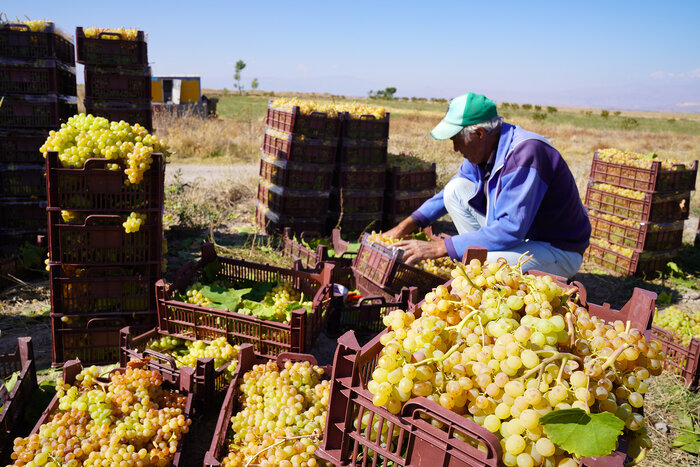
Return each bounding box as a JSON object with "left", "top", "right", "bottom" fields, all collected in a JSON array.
[{"left": 459, "top": 115, "right": 503, "bottom": 142}]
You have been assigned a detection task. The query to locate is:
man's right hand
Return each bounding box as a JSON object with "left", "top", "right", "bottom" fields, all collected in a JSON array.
[{"left": 384, "top": 216, "right": 419, "bottom": 239}]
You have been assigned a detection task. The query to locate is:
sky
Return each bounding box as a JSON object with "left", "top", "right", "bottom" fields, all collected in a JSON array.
[{"left": 7, "top": 0, "right": 700, "bottom": 112}]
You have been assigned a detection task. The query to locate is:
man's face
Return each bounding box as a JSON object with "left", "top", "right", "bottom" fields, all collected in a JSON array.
[{"left": 451, "top": 129, "right": 489, "bottom": 164}]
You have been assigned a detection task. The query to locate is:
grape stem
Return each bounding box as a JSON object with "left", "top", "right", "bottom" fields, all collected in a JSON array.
[
  {"left": 556, "top": 357, "right": 568, "bottom": 385},
  {"left": 455, "top": 262, "right": 483, "bottom": 293},
  {"left": 517, "top": 352, "right": 580, "bottom": 381},
  {"left": 565, "top": 312, "right": 575, "bottom": 348},
  {"left": 600, "top": 343, "right": 629, "bottom": 371}
]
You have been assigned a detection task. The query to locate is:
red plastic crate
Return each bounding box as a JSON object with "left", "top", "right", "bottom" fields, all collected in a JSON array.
[
  {"left": 328, "top": 211, "right": 383, "bottom": 236},
  {"left": 0, "top": 165, "right": 45, "bottom": 197},
  {"left": 0, "top": 58, "right": 76, "bottom": 95},
  {"left": 589, "top": 213, "right": 684, "bottom": 252},
  {"left": 259, "top": 152, "right": 334, "bottom": 191},
  {"left": 334, "top": 164, "right": 387, "bottom": 190},
  {"left": 330, "top": 187, "right": 384, "bottom": 214},
  {"left": 0, "top": 22, "right": 75, "bottom": 65},
  {"left": 84, "top": 98, "right": 152, "bottom": 131},
  {"left": 585, "top": 183, "right": 690, "bottom": 223},
  {"left": 650, "top": 326, "right": 700, "bottom": 390},
  {"left": 46, "top": 151, "right": 164, "bottom": 211},
  {"left": 387, "top": 163, "right": 437, "bottom": 191},
  {"left": 0, "top": 198, "right": 47, "bottom": 233},
  {"left": 257, "top": 180, "right": 329, "bottom": 217},
  {"left": 203, "top": 348, "right": 329, "bottom": 467},
  {"left": 0, "top": 129, "right": 48, "bottom": 164},
  {"left": 255, "top": 202, "right": 327, "bottom": 235},
  {"left": 337, "top": 138, "right": 388, "bottom": 165},
  {"left": 282, "top": 227, "right": 356, "bottom": 287},
  {"left": 47, "top": 210, "right": 163, "bottom": 266},
  {"left": 590, "top": 151, "right": 698, "bottom": 193},
  {"left": 0, "top": 94, "right": 76, "bottom": 128},
  {"left": 76, "top": 27, "right": 148, "bottom": 66},
  {"left": 265, "top": 103, "right": 342, "bottom": 138},
  {"left": 261, "top": 130, "right": 338, "bottom": 164},
  {"left": 385, "top": 188, "right": 435, "bottom": 216},
  {"left": 84, "top": 65, "right": 151, "bottom": 100},
  {"left": 341, "top": 112, "right": 390, "bottom": 140},
  {"left": 156, "top": 243, "right": 334, "bottom": 360},
  {"left": 585, "top": 243, "right": 678, "bottom": 276}
]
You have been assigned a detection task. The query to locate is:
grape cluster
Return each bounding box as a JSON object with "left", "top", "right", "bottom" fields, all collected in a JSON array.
[
  {"left": 220, "top": 360, "right": 331, "bottom": 467},
  {"left": 367, "top": 232, "right": 454, "bottom": 279},
  {"left": 263, "top": 281, "right": 312, "bottom": 322},
  {"left": 588, "top": 210, "right": 639, "bottom": 229},
  {"left": 1, "top": 19, "right": 50, "bottom": 32},
  {"left": 589, "top": 237, "right": 635, "bottom": 259},
  {"left": 594, "top": 183, "right": 646, "bottom": 201},
  {"left": 83, "top": 27, "right": 141, "bottom": 40},
  {"left": 122, "top": 212, "right": 147, "bottom": 234},
  {"left": 366, "top": 257, "right": 659, "bottom": 466},
  {"left": 653, "top": 306, "right": 700, "bottom": 346},
  {"left": 183, "top": 282, "right": 213, "bottom": 307},
  {"left": 9, "top": 364, "right": 191, "bottom": 467},
  {"left": 148, "top": 335, "right": 241, "bottom": 382},
  {"left": 270, "top": 98, "right": 386, "bottom": 119},
  {"left": 597, "top": 148, "right": 686, "bottom": 170}
]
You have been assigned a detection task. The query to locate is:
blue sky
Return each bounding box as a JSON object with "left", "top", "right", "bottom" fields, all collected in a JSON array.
[{"left": 8, "top": 0, "right": 700, "bottom": 112}]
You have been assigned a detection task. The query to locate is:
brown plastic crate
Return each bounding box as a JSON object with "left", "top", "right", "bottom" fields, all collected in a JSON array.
[
  {"left": 261, "top": 130, "right": 338, "bottom": 164},
  {"left": 0, "top": 198, "right": 46, "bottom": 232},
  {"left": 47, "top": 210, "right": 163, "bottom": 266},
  {"left": 0, "top": 23, "right": 75, "bottom": 65},
  {"left": 46, "top": 151, "right": 164, "bottom": 211},
  {"left": 0, "top": 165, "right": 45, "bottom": 197},
  {"left": 0, "top": 337, "right": 37, "bottom": 462},
  {"left": 337, "top": 138, "right": 388, "bottom": 165},
  {"left": 385, "top": 188, "right": 435, "bottom": 216},
  {"left": 255, "top": 202, "right": 327, "bottom": 235},
  {"left": 49, "top": 264, "right": 157, "bottom": 316},
  {"left": 265, "top": 104, "right": 342, "bottom": 139},
  {"left": 84, "top": 98, "right": 152, "bottom": 131},
  {"left": 589, "top": 213, "right": 684, "bottom": 252},
  {"left": 76, "top": 27, "right": 148, "bottom": 66},
  {"left": 84, "top": 65, "right": 151, "bottom": 100},
  {"left": 0, "top": 94, "right": 76, "bottom": 128},
  {"left": 29, "top": 359, "right": 193, "bottom": 466},
  {"left": 334, "top": 164, "right": 387, "bottom": 190},
  {"left": 0, "top": 129, "right": 47, "bottom": 164},
  {"left": 0, "top": 59, "right": 76, "bottom": 95},
  {"left": 330, "top": 187, "right": 384, "bottom": 214},
  {"left": 257, "top": 180, "right": 329, "bottom": 218},
  {"left": 585, "top": 243, "right": 678, "bottom": 276},
  {"left": 650, "top": 326, "right": 700, "bottom": 389},
  {"left": 341, "top": 112, "right": 390, "bottom": 140},
  {"left": 585, "top": 183, "right": 690, "bottom": 223},
  {"left": 387, "top": 163, "right": 437, "bottom": 191},
  {"left": 590, "top": 151, "right": 698, "bottom": 193},
  {"left": 259, "top": 152, "right": 334, "bottom": 191},
  {"left": 282, "top": 227, "right": 356, "bottom": 287},
  {"left": 156, "top": 243, "right": 334, "bottom": 359},
  {"left": 203, "top": 347, "right": 329, "bottom": 467},
  {"left": 328, "top": 211, "right": 383, "bottom": 235}
]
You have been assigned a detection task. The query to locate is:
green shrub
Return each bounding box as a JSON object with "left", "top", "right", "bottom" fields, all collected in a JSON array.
[
  {"left": 620, "top": 117, "right": 639, "bottom": 129},
  {"left": 546, "top": 106, "right": 558, "bottom": 113},
  {"left": 532, "top": 112, "right": 547, "bottom": 121},
  {"left": 601, "top": 110, "right": 610, "bottom": 119},
  {"left": 522, "top": 104, "right": 533, "bottom": 110}
]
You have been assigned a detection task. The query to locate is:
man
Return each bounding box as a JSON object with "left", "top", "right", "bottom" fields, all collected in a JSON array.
[{"left": 385, "top": 92, "right": 590, "bottom": 278}]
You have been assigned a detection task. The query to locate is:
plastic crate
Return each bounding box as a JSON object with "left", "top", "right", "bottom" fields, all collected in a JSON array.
[
  {"left": 0, "top": 129, "right": 48, "bottom": 164},
  {"left": 0, "top": 58, "right": 76, "bottom": 95},
  {"left": 0, "top": 198, "right": 46, "bottom": 232},
  {"left": 47, "top": 211, "right": 162, "bottom": 266},
  {"left": 337, "top": 138, "right": 388, "bottom": 165},
  {"left": 49, "top": 263, "right": 158, "bottom": 316},
  {"left": 341, "top": 112, "right": 390, "bottom": 140},
  {"left": 259, "top": 152, "right": 334, "bottom": 191},
  {"left": 0, "top": 22, "right": 75, "bottom": 65},
  {"left": 261, "top": 130, "right": 338, "bottom": 164},
  {"left": 46, "top": 151, "right": 164, "bottom": 211},
  {"left": 203, "top": 348, "right": 330, "bottom": 466},
  {"left": 589, "top": 213, "right": 684, "bottom": 251},
  {"left": 257, "top": 180, "right": 330, "bottom": 217},
  {"left": 329, "top": 187, "right": 384, "bottom": 214},
  {"left": 0, "top": 337, "right": 37, "bottom": 462},
  {"left": 0, "top": 165, "right": 45, "bottom": 197},
  {"left": 76, "top": 27, "right": 148, "bottom": 66},
  {"left": 334, "top": 164, "right": 387, "bottom": 190},
  {"left": 385, "top": 188, "right": 435, "bottom": 215},
  {"left": 590, "top": 151, "right": 698, "bottom": 193},
  {"left": 0, "top": 94, "right": 77, "bottom": 128},
  {"left": 84, "top": 64, "right": 151, "bottom": 100},
  {"left": 83, "top": 98, "right": 152, "bottom": 131},
  {"left": 255, "top": 202, "right": 327, "bottom": 235},
  {"left": 282, "top": 227, "right": 356, "bottom": 287},
  {"left": 387, "top": 163, "right": 437, "bottom": 191},
  {"left": 156, "top": 243, "right": 334, "bottom": 359},
  {"left": 29, "top": 359, "right": 193, "bottom": 466},
  {"left": 585, "top": 243, "right": 678, "bottom": 276},
  {"left": 265, "top": 104, "right": 342, "bottom": 139},
  {"left": 585, "top": 183, "right": 691, "bottom": 223},
  {"left": 51, "top": 314, "right": 155, "bottom": 366},
  {"left": 328, "top": 211, "right": 383, "bottom": 236},
  {"left": 650, "top": 326, "right": 700, "bottom": 390}
]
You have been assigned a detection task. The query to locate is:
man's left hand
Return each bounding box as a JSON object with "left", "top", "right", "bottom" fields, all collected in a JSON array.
[{"left": 393, "top": 239, "right": 448, "bottom": 265}]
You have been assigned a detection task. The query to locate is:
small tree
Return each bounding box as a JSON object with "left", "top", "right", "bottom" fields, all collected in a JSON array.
[
  {"left": 234, "top": 60, "right": 246, "bottom": 95},
  {"left": 522, "top": 104, "right": 532, "bottom": 110},
  {"left": 251, "top": 78, "right": 259, "bottom": 90},
  {"left": 546, "top": 106, "right": 558, "bottom": 113},
  {"left": 601, "top": 110, "right": 610, "bottom": 119}
]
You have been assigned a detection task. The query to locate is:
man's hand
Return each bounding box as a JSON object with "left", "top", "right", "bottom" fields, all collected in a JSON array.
[
  {"left": 394, "top": 239, "right": 448, "bottom": 265},
  {"left": 384, "top": 216, "right": 418, "bottom": 239}
]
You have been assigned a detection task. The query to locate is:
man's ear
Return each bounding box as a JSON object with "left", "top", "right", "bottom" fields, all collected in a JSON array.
[{"left": 475, "top": 127, "right": 487, "bottom": 140}]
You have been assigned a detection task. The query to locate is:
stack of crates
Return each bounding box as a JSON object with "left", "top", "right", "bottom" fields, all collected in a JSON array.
[
  {"left": 256, "top": 102, "right": 340, "bottom": 233},
  {"left": 329, "top": 111, "right": 390, "bottom": 234},
  {"left": 383, "top": 154, "right": 437, "bottom": 230},
  {"left": 76, "top": 27, "right": 152, "bottom": 131},
  {"left": 45, "top": 148, "right": 164, "bottom": 366},
  {"left": 584, "top": 149, "right": 698, "bottom": 275},
  {"left": 0, "top": 21, "right": 77, "bottom": 254}
]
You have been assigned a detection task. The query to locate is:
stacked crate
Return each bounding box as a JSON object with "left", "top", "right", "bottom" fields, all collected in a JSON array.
[
  {"left": 76, "top": 27, "right": 152, "bottom": 131},
  {"left": 256, "top": 103, "right": 340, "bottom": 233},
  {"left": 329, "top": 112, "right": 390, "bottom": 234},
  {"left": 45, "top": 149, "right": 164, "bottom": 366},
  {"left": 383, "top": 154, "right": 437, "bottom": 229},
  {"left": 0, "top": 21, "right": 77, "bottom": 254},
  {"left": 584, "top": 150, "right": 698, "bottom": 275}
]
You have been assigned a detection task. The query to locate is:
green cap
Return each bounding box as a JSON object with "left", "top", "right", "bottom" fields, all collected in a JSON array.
[{"left": 430, "top": 92, "right": 498, "bottom": 140}]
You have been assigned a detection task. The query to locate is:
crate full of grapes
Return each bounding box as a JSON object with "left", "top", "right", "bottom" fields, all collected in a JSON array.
[
  {"left": 584, "top": 182, "right": 690, "bottom": 223},
  {"left": 334, "top": 164, "right": 387, "bottom": 190},
  {"left": 0, "top": 58, "right": 76, "bottom": 95},
  {"left": 0, "top": 21, "right": 75, "bottom": 65},
  {"left": 262, "top": 129, "right": 338, "bottom": 164},
  {"left": 0, "top": 94, "right": 77, "bottom": 128},
  {"left": 156, "top": 243, "right": 334, "bottom": 359},
  {"left": 327, "top": 211, "right": 383, "bottom": 237},
  {"left": 76, "top": 27, "right": 148, "bottom": 66},
  {"left": 83, "top": 99, "right": 152, "bottom": 132},
  {"left": 329, "top": 187, "right": 384, "bottom": 214},
  {"left": 0, "top": 199, "right": 47, "bottom": 234},
  {"left": 0, "top": 129, "right": 48, "bottom": 165},
  {"left": 337, "top": 138, "right": 388, "bottom": 165},
  {"left": 650, "top": 306, "right": 700, "bottom": 389},
  {"left": 588, "top": 211, "right": 684, "bottom": 252},
  {"left": 257, "top": 180, "right": 330, "bottom": 218},
  {"left": 265, "top": 100, "right": 342, "bottom": 139},
  {"left": 256, "top": 201, "right": 327, "bottom": 236},
  {"left": 84, "top": 65, "right": 151, "bottom": 100},
  {"left": 387, "top": 155, "right": 437, "bottom": 191},
  {"left": 385, "top": 188, "right": 436, "bottom": 217},
  {"left": 259, "top": 151, "right": 334, "bottom": 191},
  {"left": 585, "top": 239, "right": 678, "bottom": 276},
  {"left": 0, "top": 165, "right": 45, "bottom": 197},
  {"left": 340, "top": 111, "right": 390, "bottom": 140}
]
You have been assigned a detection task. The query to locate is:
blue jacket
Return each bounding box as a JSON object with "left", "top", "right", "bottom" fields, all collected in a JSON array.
[{"left": 411, "top": 123, "right": 591, "bottom": 260}]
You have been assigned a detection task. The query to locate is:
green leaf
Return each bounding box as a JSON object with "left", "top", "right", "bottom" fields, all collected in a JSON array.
[
  {"left": 540, "top": 408, "right": 625, "bottom": 458},
  {"left": 198, "top": 285, "right": 251, "bottom": 311},
  {"left": 657, "top": 291, "right": 673, "bottom": 305},
  {"left": 201, "top": 260, "right": 223, "bottom": 283},
  {"left": 4, "top": 372, "right": 19, "bottom": 393},
  {"left": 672, "top": 432, "right": 700, "bottom": 454},
  {"left": 412, "top": 232, "right": 429, "bottom": 241},
  {"left": 239, "top": 299, "right": 284, "bottom": 322},
  {"left": 236, "top": 280, "right": 277, "bottom": 302}
]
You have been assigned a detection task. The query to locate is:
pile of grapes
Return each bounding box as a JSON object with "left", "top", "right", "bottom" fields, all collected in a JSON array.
[
  {"left": 0, "top": 19, "right": 51, "bottom": 31},
  {"left": 653, "top": 306, "right": 700, "bottom": 346},
  {"left": 367, "top": 232, "right": 454, "bottom": 279},
  {"left": 589, "top": 237, "right": 635, "bottom": 259},
  {"left": 147, "top": 335, "right": 241, "bottom": 381},
  {"left": 597, "top": 148, "right": 687, "bottom": 170},
  {"left": 594, "top": 183, "right": 646, "bottom": 201},
  {"left": 270, "top": 97, "right": 386, "bottom": 119},
  {"left": 9, "top": 363, "right": 191, "bottom": 467},
  {"left": 83, "top": 27, "right": 140, "bottom": 40},
  {"left": 219, "top": 359, "right": 330, "bottom": 466},
  {"left": 366, "top": 256, "right": 659, "bottom": 466}
]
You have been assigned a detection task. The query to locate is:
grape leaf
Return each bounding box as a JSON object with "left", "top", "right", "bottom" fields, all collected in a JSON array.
[
  {"left": 198, "top": 285, "right": 251, "bottom": 311},
  {"left": 540, "top": 408, "right": 625, "bottom": 458},
  {"left": 235, "top": 280, "right": 277, "bottom": 302},
  {"left": 3, "top": 372, "right": 19, "bottom": 393},
  {"left": 201, "top": 260, "right": 223, "bottom": 283},
  {"left": 239, "top": 299, "right": 283, "bottom": 322}
]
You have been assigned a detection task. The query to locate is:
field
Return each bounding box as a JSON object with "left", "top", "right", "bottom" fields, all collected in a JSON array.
[{"left": 1, "top": 93, "right": 700, "bottom": 466}]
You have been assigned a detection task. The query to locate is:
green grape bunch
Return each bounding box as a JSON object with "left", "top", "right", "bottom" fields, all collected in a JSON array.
[{"left": 653, "top": 306, "right": 700, "bottom": 346}]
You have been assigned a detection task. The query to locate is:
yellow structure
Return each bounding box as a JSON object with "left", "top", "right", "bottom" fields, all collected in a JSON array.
[{"left": 151, "top": 76, "right": 201, "bottom": 104}]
